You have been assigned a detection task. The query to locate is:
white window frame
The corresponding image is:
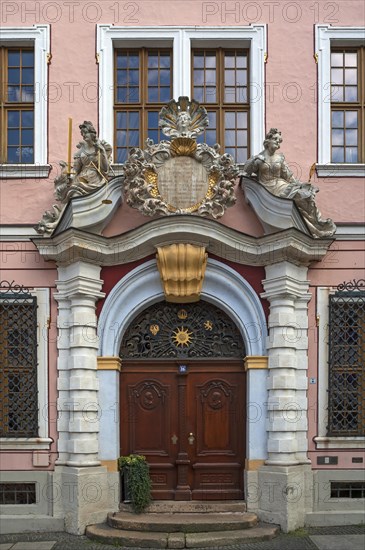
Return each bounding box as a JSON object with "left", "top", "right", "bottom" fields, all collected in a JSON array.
[
  {"left": 0, "top": 25, "right": 51, "bottom": 179},
  {"left": 0, "top": 288, "right": 52, "bottom": 450},
  {"left": 315, "top": 25, "right": 365, "bottom": 177},
  {"left": 97, "top": 25, "right": 266, "bottom": 171},
  {"left": 314, "top": 286, "right": 365, "bottom": 449}
]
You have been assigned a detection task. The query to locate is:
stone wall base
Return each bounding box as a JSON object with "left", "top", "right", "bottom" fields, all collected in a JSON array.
[
  {"left": 256, "top": 464, "right": 313, "bottom": 533},
  {"left": 306, "top": 511, "right": 365, "bottom": 526},
  {"left": 0, "top": 516, "right": 64, "bottom": 534}
]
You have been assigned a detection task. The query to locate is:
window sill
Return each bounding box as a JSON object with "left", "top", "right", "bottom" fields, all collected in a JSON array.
[
  {"left": 316, "top": 164, "right": 365, "bottom": 177},
  {"left": 314, "top": 436, "right": 365, "bottom": 449},
  {"left": 0, "top": 164, "right": 52, "bottom": 179},
  {"left": 0, "top": 438, "right": 53, "bottom": 450}
]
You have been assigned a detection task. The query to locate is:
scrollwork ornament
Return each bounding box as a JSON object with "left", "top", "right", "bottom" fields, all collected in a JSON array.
[
  {"left": 336, "top": 279, "right": 365, "bottom": 292},
  {"left": 123, "top": 99, "right": 238, "bottom": 219},
  {"left": 0, "top": 280, "right": 32, "bottom": 295}
]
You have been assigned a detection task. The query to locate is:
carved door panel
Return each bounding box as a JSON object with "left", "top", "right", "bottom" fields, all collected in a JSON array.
[
  {"left": 120, "top": 367, "right": 179, "bottom": 499},
  {"left": 186, "top": 366, "right": 245, "bottom": 500}
]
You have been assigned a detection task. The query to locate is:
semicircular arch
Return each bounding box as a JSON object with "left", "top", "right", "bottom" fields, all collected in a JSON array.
[{"left": 98, "top": 258, "right": 267, "bottom": 357}]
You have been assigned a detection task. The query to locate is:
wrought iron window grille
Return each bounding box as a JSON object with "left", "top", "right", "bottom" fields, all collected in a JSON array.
[
  {"left": 0, "top": 280, "right": 39, "bottom": 437},
  {"left": 327, "top": 279, "right": 365, "bottom": 436}
]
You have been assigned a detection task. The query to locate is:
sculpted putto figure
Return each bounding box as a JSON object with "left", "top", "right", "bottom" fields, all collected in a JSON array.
[{"left": 243, "top": 128, "right": 336, "bottom": 238}]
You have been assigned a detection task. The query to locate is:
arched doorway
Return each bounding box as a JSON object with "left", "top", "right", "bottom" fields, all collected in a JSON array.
[{"left": 119, "top": 300, "right": 246, "bottom": 501}]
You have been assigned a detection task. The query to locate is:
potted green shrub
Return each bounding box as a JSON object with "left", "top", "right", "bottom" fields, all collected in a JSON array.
[{"left": 118, "top": 454, "right": 152, "bottom": 513}]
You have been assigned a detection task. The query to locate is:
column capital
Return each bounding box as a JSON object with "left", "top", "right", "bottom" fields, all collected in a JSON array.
[
  {"left": 261, "top": 262, "right": 309, "bottom": 301},
  {"left": 244, "top": 356, "right": 268, "bottom": 370},
  {"left": 55, "top": 261, "right": 105, "bottom": 301}
]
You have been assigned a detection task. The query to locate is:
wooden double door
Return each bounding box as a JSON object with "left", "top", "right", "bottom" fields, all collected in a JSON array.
[{"left": 120, "top": 360, "right": 246, "bottom": 500}]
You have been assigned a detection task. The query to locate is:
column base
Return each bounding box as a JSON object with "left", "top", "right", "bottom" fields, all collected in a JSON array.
[
  {"left": 66, "top": 460, "right": 101, "bottom": 467},
  {"left": 256, "top": 464, "right": 313, "bottom": 533},
  {"left": 53, "top": 465, "right": 119, "bottom": 534},
  {"left": 265, "top": 460, "right": 300, "bottom": 466}
]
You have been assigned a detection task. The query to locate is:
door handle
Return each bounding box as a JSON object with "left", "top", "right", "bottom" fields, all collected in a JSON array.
[{"left": 188, "top": 432, "right": 195, "bottom": 445}]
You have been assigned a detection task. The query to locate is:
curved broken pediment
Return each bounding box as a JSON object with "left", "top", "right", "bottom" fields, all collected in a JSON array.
[
  {"left": 52, "top": 176, "right": 123, "bottom": 236},
  {"left": 240, "top": 176, "right": 310, "bottom": 236}
]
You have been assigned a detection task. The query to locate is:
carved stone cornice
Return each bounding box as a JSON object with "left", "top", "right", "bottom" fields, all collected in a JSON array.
[
  {"left": 156, "top": 244, "right": 208, "bottom": 303},
  {"left": 32, "top": 216, "right": 333, "bottom": 268}
]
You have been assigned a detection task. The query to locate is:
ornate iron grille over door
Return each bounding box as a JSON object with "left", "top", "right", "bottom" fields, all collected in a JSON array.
[
  {"left": 0, "top": 281, "right": 38, "bottom": 437},
  {"left": 120, "top": 301, "right": 245, "bottom": 359},
  {"left": 328, "top": 280, "right": 365, "bottom": 436}
]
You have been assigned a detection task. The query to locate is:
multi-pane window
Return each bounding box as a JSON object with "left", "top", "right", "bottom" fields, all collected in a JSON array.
[
  {"left": 114, "top": 48, "right": 172, "bottom": 163},
  {"left": 0, "top": 47, "right": 35, "bottom": 163},
  {"left": 0, "top": 291, "right": 38, "bottom": 437},
  {"left": 331, "top": 47, "right": 364, "bottom": 163},
  {"left": 192, "top": 48, "right": 249, "bottom": 163},
  {"left": 328, "top": 288, "right": 365, "bottom": 436}
]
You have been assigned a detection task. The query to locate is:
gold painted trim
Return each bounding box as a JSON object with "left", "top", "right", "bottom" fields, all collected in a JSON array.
[
  {"left": 101, "top": 460, "right": 119, "bottom": 472},
  {"left": 244, "top": 356, "right": 268, "bottom": 371},
  {"left": 97, "top": 356, "right": 122, "bottom": 371},
  {"left": 245, "top": 459, "right": 266, "bottom": 471}
]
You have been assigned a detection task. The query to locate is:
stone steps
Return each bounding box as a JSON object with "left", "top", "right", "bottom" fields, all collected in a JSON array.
[
  {"left": 86, "top": 502, "right": 279, "bottom": 548},
  {"left": 119, "top": 500, "right": 247, "bottom": 514},
  {"left": 108, "top": 511, "right": 258, "bottom": 533},
  {"left": 86, "top": 522, "right": 279, "bottom": 548}
]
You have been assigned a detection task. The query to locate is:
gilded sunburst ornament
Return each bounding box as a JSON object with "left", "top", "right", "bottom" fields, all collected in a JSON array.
[{"left": 172, "top": 326, "right": 193, "bottom": 347}]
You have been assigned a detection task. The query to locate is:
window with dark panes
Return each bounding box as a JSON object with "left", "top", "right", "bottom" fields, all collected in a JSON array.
[
  {"left": 0, "top": 290, "right": 38, "bottom": 437},
  {"left": 331, "top": 47, "right": 364, "bottom": 163},
  {"left": 328, "top": 287, "right": 365, "bottom": 436},
  {"left": 0, "top": 47, "right": 35, "bottom": 164},
  {"left": 192, "top": 48, "right": 249, "bottom": 163},
  {"left": 114, "top": 48, "right": 172, "bottom": 163}
]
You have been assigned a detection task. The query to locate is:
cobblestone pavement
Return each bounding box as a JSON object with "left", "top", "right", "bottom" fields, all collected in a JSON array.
[{"left": 0, "top": 525, "right": 364, "bottom": 550}]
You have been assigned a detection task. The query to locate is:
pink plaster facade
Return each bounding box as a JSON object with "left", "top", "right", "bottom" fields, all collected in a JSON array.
[{"left": 0, "top": 0, "right": 364, "bottom": 535}]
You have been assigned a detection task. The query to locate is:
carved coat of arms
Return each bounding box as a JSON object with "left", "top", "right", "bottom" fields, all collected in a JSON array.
[{"left": 123, "top": 97, "right": 238, "bottom": 218}]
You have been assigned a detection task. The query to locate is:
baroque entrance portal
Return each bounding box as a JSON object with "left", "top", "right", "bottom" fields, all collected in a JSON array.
[{"left": 119, "top": 301, "right": 246, "bottom": 500}]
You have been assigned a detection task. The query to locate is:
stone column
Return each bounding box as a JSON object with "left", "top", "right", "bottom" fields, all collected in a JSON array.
[
  {"left": 56, "top": 261, "right": 104, "bottom": 467},
  {"left": 258, "top": 261, "right": 313, "bottom": 532},
  {"left": 53, "top": 261, "right": 115, "bottom": 534},
  {"left": 53, "top": 293, "right": 71, "bottom": 465},
  {"left": 294, "top": 293, "right": 312, "bottom": 465},
  {"left": 261, "top": 261, "right": 310, "bottom": 466}
]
